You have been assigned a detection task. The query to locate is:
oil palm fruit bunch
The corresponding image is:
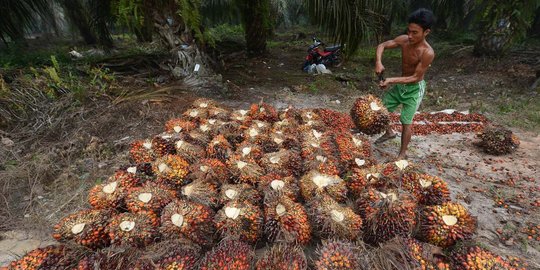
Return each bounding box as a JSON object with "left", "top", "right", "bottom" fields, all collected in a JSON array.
[
  {"left": 263, "top": 194, "right": 311, "bottom": 244},
  {"left": 476, "top": 125, "right": 520, "bottom": 155},
  {"left": 216, "top": 121, "right": 244, "bottom": 146},
  {"left": 201, "top": 118, "right": 225, "bottom": 135},
  {"left": 313, "top": 239, "right": 360, "bottom": 270},
  {"left": 307, "top": 195, "right": 362, "bottom": 241},
  {"left": 186, "top": 129, "right": 212, "bottom": 147},
  {"left": 199, "top": 239, "right": 254, "bottom": 270},
  {"left": 250, "top": 120, "right": 272, "bottom": 134},
  {"left": 359, "top": 188, "right": 417, "bottom": 245},
  {"left": 372, "top": 237, "right": 450, "bottom": 270},
  {"left": 207, "top": 134, "right": 233, "bottom": 161},
  {"left": 299, "top": 170, "right": 347, "bottom": 203},
  {"left": 130, "top": 139, "right": 158, "bottom": 163},
  {"left": 243, "top": 125, "right": 265, "bottom": 144},
  {"left": 346, "top": 166, "right": 383, "bottom": 199},
  {"left": 255, "top": 244, "right": 307, "bottom": 270},
  {"left": 165, "top": 118, "right": 196, "bottom": 134},
  {"left": 299, "top": 109, "right": 321, "bottom": 124},
  {"left": 279, "top": 106, "right": 303, "bottom": 123},
  {"left": 53, "top": 209, "right": 114, "bottom": 249},
  {"left": 107, "top": 211, "right": 160, "bottom": 247},
  {"left": 151, "top": 135, "right": 177, "bottom": 157},
  {"left": 88, "top": 180, "right": 128, "bottom": 210},
  {"left": 180, "top": 180, "right": 220, "bottom": 208},
  {"left": 174, "top": 137, "right": 206, "bottom": 164},
  {"left": 188, "top": 158, "right": 229, "bottom": 184},
  {"left": 6, "top": 245, "right": 72, "bottom": 270},
  {"left": 256, "top": 135, "right": 281, "bottom": 154},
  {"left": 154, "top": 242, "right": 200, "bottom": 270},
  {"left": 350, "top": 94, "right": 390, "bottom": 135},
  {"left": 335, "top": 133, "right": 374, "bottom": 171},
  {"left": 214, "top": 200, "right": 263, "bottom": 243},
  {"left": 234, "top": 142, "right": 264, "bottom": 163},
  {"left": 125, "top": 182, "right": 176, "bottom": 214},
  {"left": 192, "top": 97, "right": 217, "bottom": 109},
  {"left": 351, "top": 134, "right": 372, "bottom": 159},
  {"left": 249, "top": 102, "right": 279, "bottom": 123},
  {"left": 303, "top": 151, "right": 341, "bottom": 177},
  {"left": 208, "top": 106, "right": 230, "bottom": 121},
  {"left": 152, "top": 154, "right": 190, "bottom": 187},
  {"left": 227, "top": 156, "right": 264, "bottom": 185},
  {"left": 381, "top": 159, "right": 416, "bottom": 183},
  {"left": 160, "top": 199, "right": 215, "bottom": 247},
  {"left": 450, "top": 245, "right": 514, "bottom": 270},
  {"left": 270, "top": 131, "right": 301, "bottom": 152},
  {"left": 114, "top": 166, "right": 151, "bottom": 187},
  {"left": 259, "top": 173, "right": 299, "bottom": 201},
  {"left": 219, "top": 183, "right": 262, "bottom": 205},
  {"left": 401, "top": 173, "right": 450, "bottom": 205},
  {"left": 260, "top": 149, "right": 302, "bottom": 177},
  {"left": 420, "top": 202, "right": 477, "bottom": 247},
  {"left": 182, "top": 107, "right": 209, "bottom": 122},
  {"left": 272, "top": 118, "right": 299, "bottom": 136},
  {"left": 315, "top": 108, "right": 355, "bottom": 133},
  {"left": 230, "top": 109, "right": 251, "bottom": 123}
]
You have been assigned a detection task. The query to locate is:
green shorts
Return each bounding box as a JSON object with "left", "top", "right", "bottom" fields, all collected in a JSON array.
[{"left": 382, "top": 80, "right": 426, "bottom": 124}]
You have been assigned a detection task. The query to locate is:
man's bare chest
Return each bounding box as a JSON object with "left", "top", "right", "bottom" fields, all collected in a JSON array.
[{"left": 401, "top": 47, "right": 422, "bottom": 66}]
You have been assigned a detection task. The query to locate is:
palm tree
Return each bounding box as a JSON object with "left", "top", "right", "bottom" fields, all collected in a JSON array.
[{"left": 0, "top": 0, "right": 56, "bottom": 46}]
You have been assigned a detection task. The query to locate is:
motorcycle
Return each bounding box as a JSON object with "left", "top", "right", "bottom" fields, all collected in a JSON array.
[{"left": 302, "top": 37, "right": 342, "bottom": 72}]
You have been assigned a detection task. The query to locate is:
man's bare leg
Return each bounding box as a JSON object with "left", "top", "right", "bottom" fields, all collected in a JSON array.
[
  {"left": 375, "top": 124, "right": 397, "bottom": 144},
  {"left": 397, "top": 124, "right": 412, "bottom": 159}
]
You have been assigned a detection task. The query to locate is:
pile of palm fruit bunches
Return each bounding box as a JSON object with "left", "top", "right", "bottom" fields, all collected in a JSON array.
[{"left": 5, "top": 97, "right": 528, "bottom": 270}]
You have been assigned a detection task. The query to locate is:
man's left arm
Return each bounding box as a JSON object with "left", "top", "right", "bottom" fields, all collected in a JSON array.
[{"left": 380, "top": 50, "right": 435, "bottom": 87}]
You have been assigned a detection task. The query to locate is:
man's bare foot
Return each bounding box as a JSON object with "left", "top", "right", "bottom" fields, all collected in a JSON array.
[
  {"left": 375, "top": 132, "right": 397, "bottom": 144},
  {"left": 396, "top": 154, "right": 408, "bottom": 160}
]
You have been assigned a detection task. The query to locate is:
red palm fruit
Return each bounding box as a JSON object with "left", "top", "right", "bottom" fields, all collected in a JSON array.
[
  {"left": 450, "top": 245, "right": 514, "bottom": 270},
  {"left": 476, "top": 125, "right": 520, "bottom": 155},
  {"left": 180, "top": 180, "right": 220, "bottom": 208},
  {"left": 165, "top": 118, "right": 196, "bottom": 134},
  {"left": 7, "top": 245, "right": 72, "bottom": 270},
  {"left": 249, "top": 102, "right": 279, "bottom": 122},
  {"left": 107, "top": 211, "right": 160, "bottom": 247},
  {"left": 216, "top": 121, "right": 244, "bottom": 146},
  {"left": 53, "top": 209, "right": 113, "bottom": 249},
  {"left": 151, "top": 135, "right": 177, "bottom": 157},
  {"left": 130, "top": 139, "right": 157, "bottom": 163},
  {"left": 200, "top": 118, "right": 226, "bottom": 135},
  {"left": 188, "top": 158, "right": 229, "bottom": 184},
  {"left": 183, "top": 107, "right": 209, "bottom": 122},
  {"left": 110, "top": 167, "right": 147, "bottom": 189},
  {"left": 207, "top": 134, "right": 233, "bottom": 161},
  {"left": 255, "top": 244, "right": 307, "bottom": 270},
  {"left": 186, "top": 129, "right": 212, "bottom": 147},
  {"left": 348, "top": 164, "right": 385, "bottom": 193},
  {"left": 307, "top": 195, "right": 362, "bottom": 241},
  {"left": 88, "top": 180, "right": 128, "bottom": 210},
  {"left": 272, "top": 118, "right": 300, "bottom": 136},
  {"left": 263, "top": 194, "right": 312, "bottom": 245},
  {"left": 125, "top": 182, "right": 176, "bottom": 214},
  {"left": 259, "top": 173, "right": 299, "bottom": 201},
  {"left": 250, "top": 120, "right": 272, "bottom": 133},
  {"left": 299, "top": 109, "right": 321, "bottom": 124},
  {"left": 160, "top": 199, "right": 215, "bottom": 247},
  {"left": 270, "top": 131, "right": 301, "bottom": 152},
  {"left": 214, "top": 200, "right": 263, "bottom": 243},
  {"left": 235, "top": 142, "right": 264, "bottom": 163},
  {"left": 371, "top": 237, "right": 450, "bottom": 270},
  {"left": 260, "top": 149, "right": 302, "bottom": 177},
  {"left": 401, "top": 173, "right": 451, "bottom": 205},
  {"left": 350, "top": 94, "right": 390, "bottom": 135},
  {"left": 208, "top": 106, "right": 230, "bottom": 121},
  {"left": 132, "top": 239, "right": 201, "bottom": 270},
  {"left": 152, "top": 154, "right": 190, "bottom": 187},
  {"left": 219, "top": 183, "right": 262, "bottom": 205},
  {"left": 230, "top": 109, "right": 252, "bottom": 123},
  {"left": 420, "top": 202, "right": 477, "bottom": 248},
  {"left": 381, "top": 159, "right": 416, "bottom": 183},
  {"left": 314, "top": 239, "right": 360, "bottom": 270},
  {"left": 335, "top": 133, "right": 374, "bottom": 172},
  {"left": 174, "top": 138, "right": 206, "bottom": 164},
  {"left": 227, "top": 156, "right": 264, "bottom": 185},
  {"left": 315, "top": 108, "right": 355, "bottom": 133},
  {"left": 299, "top": 170, "right": 347, "bottom": 203},
  {"left": 359, "top": 188, "right": 417, "bottom": 245},
  {"left": 199, "top": 239, "right": 254, "bottom": 270},
  {"left": 278, "top": 106, "right": 303, "bottom": 123}
]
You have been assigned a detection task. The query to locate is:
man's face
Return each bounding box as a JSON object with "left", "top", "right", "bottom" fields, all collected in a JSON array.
[{"left": 407, "top": 23, "right": 429, "bottom": 44}]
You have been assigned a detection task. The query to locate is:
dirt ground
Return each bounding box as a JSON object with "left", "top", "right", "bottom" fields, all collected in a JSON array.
[{"left": 0, "top": 35, "right": 539, "bottom": 267}]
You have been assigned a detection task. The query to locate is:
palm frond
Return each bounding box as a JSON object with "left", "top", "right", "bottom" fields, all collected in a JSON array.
[{"left": 0, "top": 0, "right": 55, "bottom": 42}]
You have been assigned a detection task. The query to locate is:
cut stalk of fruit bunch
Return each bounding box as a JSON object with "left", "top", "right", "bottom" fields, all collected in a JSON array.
[
  {"left": 53, "top": 209, "right": 114, "bottom": 249},
  {"left": 255, "top": 243, "right": 307, "bottom": 270},
  {"left": 350, "top": 94, "right": 390, "bottom": 135},
  {"left": 307, "top": 195, "right": 362, "bottom": 241},
  {"left": 420, "top": 202, "right": 477, "bottom": 248},
  {"left": 125, "top": 181, "right": 176, "bottom": 214},
  {"left": 227, "top": 156, "right": 264, "bottom": 185},
  {"left": 160, "top": 199, "right": 215, "bottom": 247},
  {"left": 219, "top": 183, "right": 262, "bottom": 205},
  {"left": 199, "top": 239, "right": 254, "bottom": 270},
  {"left": 263, "top": 193, "right": 312, "bottom": 245},
  {"left": 206, "top": 134, "right": 233, "bottom": 161},
  {"left": 260, "top": 149, "right": 302, "bottom": 177},
  {"left": 214, "top": 200, "right": 263, "bottom": 244},
  {"left": 299, "top": 170, "right": 347, "bottom": 203},
  {"left": 259, "top": 173, "right": 299, "bottom": 201},
  {"left": 401, "top": 172, "right": 450, "bottom": 205}
]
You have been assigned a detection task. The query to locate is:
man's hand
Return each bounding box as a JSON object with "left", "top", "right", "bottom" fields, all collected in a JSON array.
[
  {"left": 375, "top": 62, "right": 385, "bottom": 75},
  {"left": 379, "top": 79, "right": 390, "bottom": 89}
]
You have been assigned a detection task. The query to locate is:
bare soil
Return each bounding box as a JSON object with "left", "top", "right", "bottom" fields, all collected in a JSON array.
[{"left": 0, "top": 36, "right": 539, "bottom": 267}]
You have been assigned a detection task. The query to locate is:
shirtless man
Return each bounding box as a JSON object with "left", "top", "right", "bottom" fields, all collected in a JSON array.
[{"left": 374, "top": 8, "right": 435, "bottom": 160}]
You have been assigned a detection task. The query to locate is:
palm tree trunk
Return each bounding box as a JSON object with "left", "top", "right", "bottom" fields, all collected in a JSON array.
[
  {"left": 473, "top": 19, "right": 514, "bottom": 57},
  {"left": 94, "top": 0, "right": 114, "bottom": 48},
  {"left": 530, "top": 7, "right": 540, "bottom": 37},
  {"left": 244, "top": 0, "right": 270, "bottom": 56},
  {"left": 61, "top": 0, "right": 97, "bottom": 45}
]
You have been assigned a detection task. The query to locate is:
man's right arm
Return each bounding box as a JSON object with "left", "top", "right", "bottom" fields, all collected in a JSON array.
[{"left": 375, "top": 35, "right": 406, "bottom": 74}]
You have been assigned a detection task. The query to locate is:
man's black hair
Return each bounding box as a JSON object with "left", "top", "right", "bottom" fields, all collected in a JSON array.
[{"left": 408, "top": 8, "right": 435, "bottom": 31}]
